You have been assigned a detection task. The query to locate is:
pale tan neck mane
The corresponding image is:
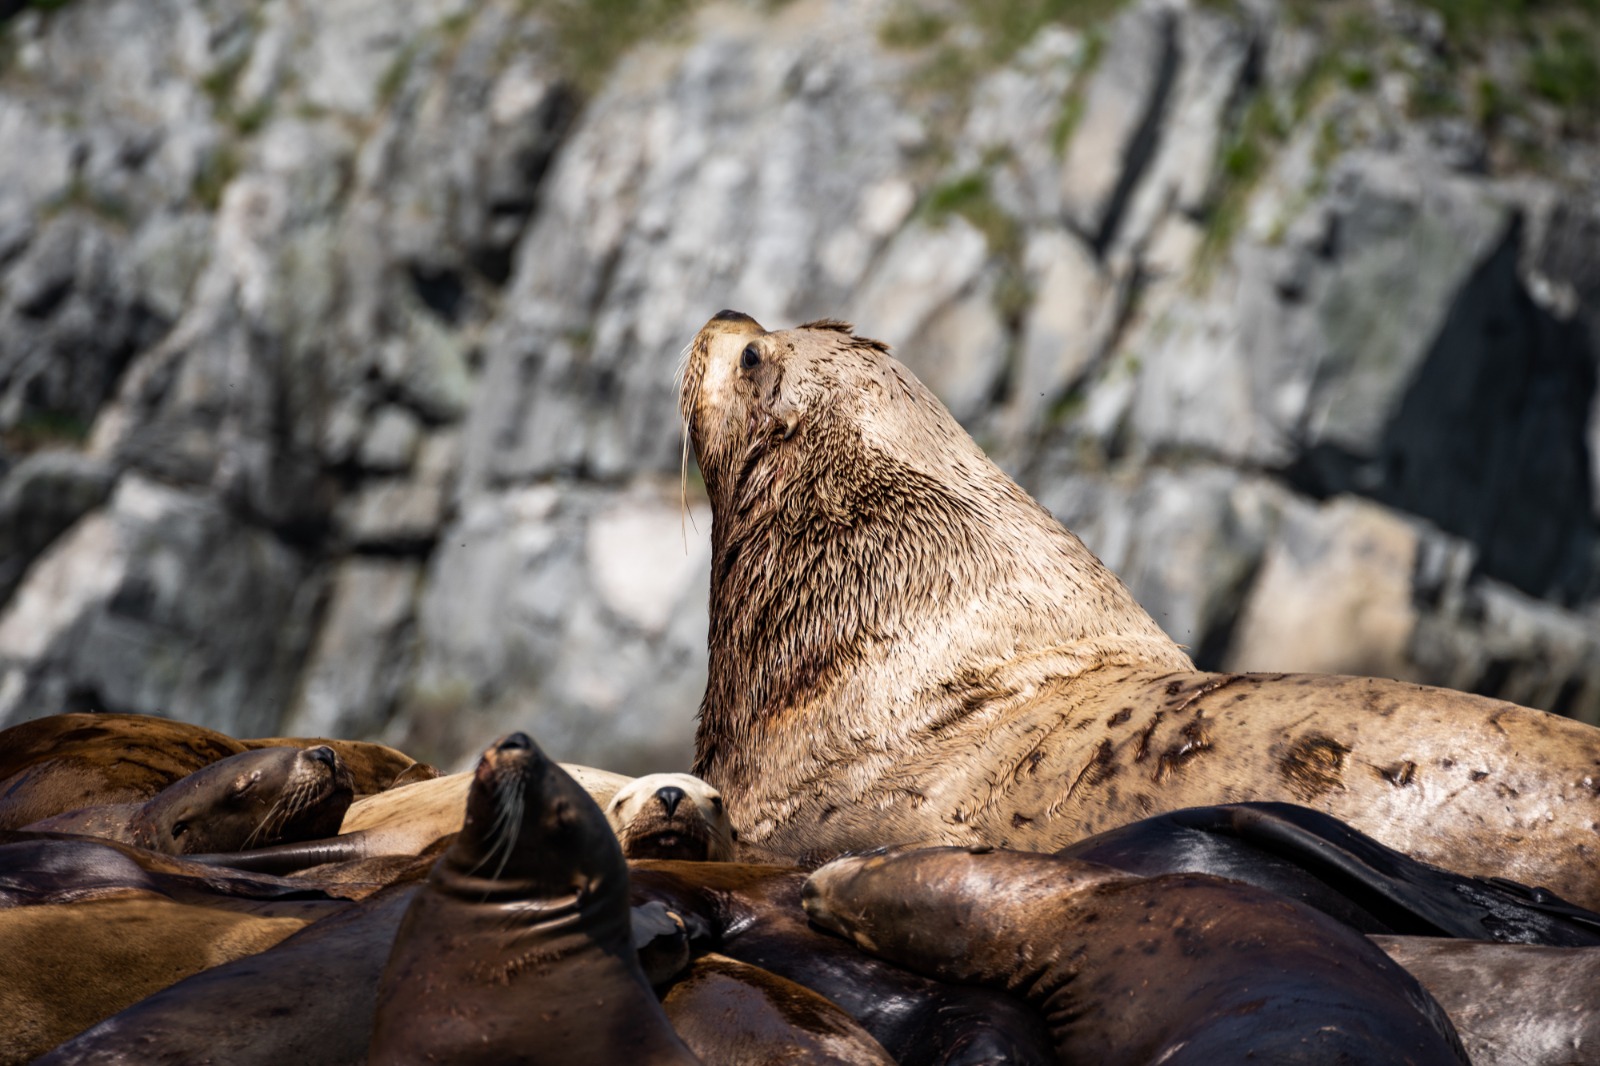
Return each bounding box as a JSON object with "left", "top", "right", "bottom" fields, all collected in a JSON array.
[{"left": 685, "top": 316, "right": 1191, "bottom": 817}]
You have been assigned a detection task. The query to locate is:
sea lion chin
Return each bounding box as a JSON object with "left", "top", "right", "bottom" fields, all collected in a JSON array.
[{"left": 682, "top": 312, "right": 1600, "bottom": 908}]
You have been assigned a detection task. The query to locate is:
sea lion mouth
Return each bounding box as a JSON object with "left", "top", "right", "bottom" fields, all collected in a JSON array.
[{"left": 621, "top": 818, "right": 712, "bottom": 862}]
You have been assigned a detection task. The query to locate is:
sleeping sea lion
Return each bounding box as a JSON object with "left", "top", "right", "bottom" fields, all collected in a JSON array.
[
  {"left": 25, "top": 746, "right": 353, "bottom": 856},
  {"left": 680, "top": 311, "right": 1600, "bottom": 908},
  {"left": 367, "top": 732, "right": 698, "bottom": 1065},
  {"left": 606, "top": 773, "right": 736, "bottom": 861},
  {"left": 236, "top": 736, "right": 437, "bottom": 796},
  {"left": 803, "top": 845, "right": 1468, "bottom": 1065},
  {"left": 0, "top": 713, "right": 246, "bottom": 830}
]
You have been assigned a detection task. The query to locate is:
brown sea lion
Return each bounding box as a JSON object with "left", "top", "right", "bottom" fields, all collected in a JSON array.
[
  {"left": 35, "top": 884, "right": 420, "bottom": 1066},
  {"left": 25, "top": 746, "right": 354, "bottom": 856},
  {"left": 237, "top": 736, "right": 438, "bottom": 796},
  {"left": 606, "top": 773, "right": 736, "bottom": 861},
  {"left": 680, "top": 311, "right": 1600, "bottom": 907},
  {"left": 804, "top": 846, "right": 1468, "bottom": 1065},
  {"left": 630, "top": 860, "right": 1058, "bottom": 1066},
  {"left": 1370, "top": 935, "right": 1600, "bottom": 1066},
  {"left": 0, "top": 896, "right": 308, "bottom": 1065},
  {"left": 368, "top": 732, "right": 698, "bottom": 1065},
  {"left": 662, "top": 953, "right": 896, "bottom": 1065},
  {"left": 0, "top": 713, "right": 246, "bottom": 830}
]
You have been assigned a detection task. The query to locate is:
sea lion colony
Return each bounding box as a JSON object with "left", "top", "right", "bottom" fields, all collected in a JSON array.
[{"left": 9, "top": 312, "right": 1600, "bottom": 1063}]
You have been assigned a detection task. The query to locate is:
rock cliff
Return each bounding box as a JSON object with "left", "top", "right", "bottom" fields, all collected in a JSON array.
[{"left": 1, "top": 0, "right": 1597, "bottom": 771}]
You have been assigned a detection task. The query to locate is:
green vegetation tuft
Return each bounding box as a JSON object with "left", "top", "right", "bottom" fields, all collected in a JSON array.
[
  {"left": 191, "top": 144, "right": 239, "bottom": 211},
  {"left": 532, "top": 0, "right": 696, "bottom": 95},
  {"left": 1051, "top": 27, "right": 1103, "bottom": 154},
  {"left": 1528, "top": 24, "right": 1600, "bottom": 116},
  {"left": 3, "top": 410, "right": 90, "bottom": 452},
  {"left": 377, "top": 42, "right": 418, "bottom": 107},
  {"left": 878, "top": 6, "right": 949, "bottom": 49},
  {"left": 924, "top": 172, "right": 1021, "bottom": 260}
]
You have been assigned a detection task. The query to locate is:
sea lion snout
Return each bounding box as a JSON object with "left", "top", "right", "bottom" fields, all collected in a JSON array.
[
  {"left": 656, "top": 785, "right": 686, "bottom": 818},
  {"left": 305, "top": 745, "right": 337, "bottom": 769},
  {"left": 497, "top": 732, "right": 532, "bottom": 752}
]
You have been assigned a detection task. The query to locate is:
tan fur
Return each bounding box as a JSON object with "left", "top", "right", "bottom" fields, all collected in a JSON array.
[
  {"left": 337, "top": 763, "right": 635, "bottom": 856},
  {"left": 0, "top": 896, "right": 305, "bottom": 1065},
  {"left": 683, "top": 312, "right": 1600, "bottom": 907},
  {"left": 605, "top": 773, "right": 736, "bottom": 861}
]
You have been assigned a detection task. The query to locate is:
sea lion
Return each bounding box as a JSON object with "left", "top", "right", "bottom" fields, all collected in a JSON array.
[
  {"left": 35, "top": 884, "right": 420, "bottom": 1066},
  {"left": 606, "top": 773, "right": 736, "bottom": 861},
  {"left": 661, "top": 953, "right": 896, "bottom": 1065},
  {"left": 0, "top": 713, "right": 246, "bottom": 830},
  {"left": 237, "top": 736, "right": 438, "bottom": 796},
  {"left": 367, "top": 732, "right": 698, "bottom": 1065},
  {"left": 0, "top": 896, "right": 308, "bottom": 1065},
  {"left": 1055, "top": 802, "right": 1600, "bottom": 946},
  {"left": 1370, "top": 936, "right": 1600, "bottom": 1066},
  {"left": 803, "top": 846, "right": 1469, "bottom": 1065},
  {"left": 24, "top": 746, "right": 354, "bottom": 856},
  {"left": 680, "top": 312, "right": 1600, "bottom": 907},
  {"left": 630, "top": 860, "right": 1058, "bottom": 1066}
]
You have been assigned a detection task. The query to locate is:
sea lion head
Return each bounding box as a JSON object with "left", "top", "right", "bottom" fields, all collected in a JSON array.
[
  {"left": 440, "top": 731, "right": 626, "bottom": 901},
  {"left": 605, "top": 773, "right": 736, "bottom": 862},
  {"left": 131, "top": 745, "right": 355, "bottom": 855}
]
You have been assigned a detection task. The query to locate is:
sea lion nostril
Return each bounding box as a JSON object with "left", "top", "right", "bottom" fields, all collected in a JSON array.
[
  {"left": 656, "top": 785, "right": 687, "bottom": 818},
  {"left": 712, "top": 308, "right": 754, "bottom": 323},
  {"left": 499, "top": 732, "right": 532, "bottom": 752},
  {"left": 307, "top": 746, "right": 337, "bottom": 768}
]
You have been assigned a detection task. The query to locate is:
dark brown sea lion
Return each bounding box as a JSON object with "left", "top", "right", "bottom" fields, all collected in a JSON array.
[
  {"left": 1370, "top": 935, "right": 1600, "bottom": 1066},
  {"left": 662, "top": 953, "right": 896, "bottom": 1065},
  {"left": 368, "top": 732, "right": 698, "bottom": 1065},
  {"left": 0, "top": 896, "right": 308, "bottom": 1066},
  {"left": 606, "top": 773, "right": 736, "bottom": 861},
  {"left": 237, "top": 736, "right": 438, "bottom": 796},
  {"left": 1055, "top": 801, "right": 1600, "bottom": 946},
  {"left": 630, "top": 861, "right": 1058, "bottom": 1066},
  {"left": 24, "top": 746, "right": 354, "bottom": 856},
  {"left": 0, "top": 713, "right": 246, "bottom": 830},
  {"left": 804, "top": 846, "right": 1469, "bottom": 1066},
  {"left": 680, "top": 312, "right": 1600, "bottom": 907}
]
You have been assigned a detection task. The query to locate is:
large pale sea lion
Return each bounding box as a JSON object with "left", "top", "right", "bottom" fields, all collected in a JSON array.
[
  {"left": 804, "top": 846, "right": 1469, "bottom": 1066},
  {"left": 681, "top": 311, "right": 1600, "bottom": 906},
  {"left": 25, "top": 746, "right": 353, "bottom": 856},
  {"left": 367, "top": 733, "right": 698, "bottom": 1065}
]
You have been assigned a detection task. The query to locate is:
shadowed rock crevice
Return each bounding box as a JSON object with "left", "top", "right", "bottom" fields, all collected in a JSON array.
[{"left": 1284, "top": 221, "right": 1597, "bottom": 603}]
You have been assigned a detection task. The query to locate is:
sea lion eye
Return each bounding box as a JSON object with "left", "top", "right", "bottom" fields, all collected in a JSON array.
[
  {"left": 171, "top": 821, "right": 188, "bottom": 839},
  {"left": 711, "top": 796, "right": 724, "bottom": 811},
  {"left": 740, "top": 344, "right": 761, "bottom": 370}
]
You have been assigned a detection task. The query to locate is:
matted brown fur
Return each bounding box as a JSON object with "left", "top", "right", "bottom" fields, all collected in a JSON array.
[{"left": 681, "top": 312, "right": 1600, "bottom": 907}]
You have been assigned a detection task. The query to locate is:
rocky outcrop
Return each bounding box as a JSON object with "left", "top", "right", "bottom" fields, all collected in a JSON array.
[{"left": 1, "top": 0, "right": 1598, "bottom": 771}]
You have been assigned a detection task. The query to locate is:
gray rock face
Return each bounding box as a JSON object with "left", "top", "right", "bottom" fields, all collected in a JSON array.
[{"left": 2, "top": 0, "right": 1599, "bottom": 771}]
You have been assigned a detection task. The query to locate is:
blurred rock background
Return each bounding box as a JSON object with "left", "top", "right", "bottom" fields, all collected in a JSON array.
[{"left": 1, "top": 0, "right": 1598, "bottom": 773}]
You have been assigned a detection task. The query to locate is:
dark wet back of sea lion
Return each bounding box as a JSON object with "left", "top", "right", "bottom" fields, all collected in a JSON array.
[
  {"left": 0, "top": 714, "right": 246, "bottom": 829},
  {"left": 1057, "top": 801, "right": 1600, "bottom": 946},
  {"left": 631, "top": 861, "right": 1058, "bottom": 1066}
]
